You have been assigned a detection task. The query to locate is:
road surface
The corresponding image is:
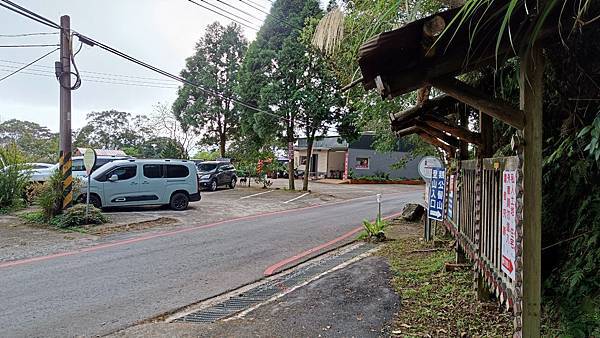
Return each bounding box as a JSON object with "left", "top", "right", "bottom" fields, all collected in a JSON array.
[{"left": 0, "top": 190, "right": 421, "bottom": 337}]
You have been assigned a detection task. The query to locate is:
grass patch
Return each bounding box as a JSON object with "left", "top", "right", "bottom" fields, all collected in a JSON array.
[{"left": 379, "top": 237, "right": 513, "bottom": 337}]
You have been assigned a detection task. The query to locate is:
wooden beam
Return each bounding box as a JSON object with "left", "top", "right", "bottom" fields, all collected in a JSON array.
[
  {"left": 422, "top": 118, "right": 481, "bottom": 145},
  {"left": 395, "top": 125, "right": 419, "bottom": 138},
  {"left": 429, "top": 77, "right": 525, "bottom": 129},
  {"left": 417, "top": 131, "right": 455, "bottom": 156},
  {"left": 520, "top": 44, "right": 544, "bottom": 338},
  {"left": 416, "top": 121, "right": 460, "bottom": 148},
  {"left": 390, "top": 95, "right": 458, "bottom": 129}
]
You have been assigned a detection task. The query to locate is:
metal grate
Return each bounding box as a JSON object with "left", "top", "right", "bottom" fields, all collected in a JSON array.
[{"left": 173, "top": 243, "right": 375, "bottom": 324}]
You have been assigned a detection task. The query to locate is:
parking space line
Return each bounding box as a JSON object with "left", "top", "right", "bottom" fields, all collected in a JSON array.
[
  {"left": 283, "top": 192, "right": 309, "bottom": 204},
  {"left": 240, "top": 190, "right": 273, "bottom": 199}
]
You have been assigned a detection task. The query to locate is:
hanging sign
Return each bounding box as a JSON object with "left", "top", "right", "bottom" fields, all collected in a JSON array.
[
  {"left": 501, "top": 170, "right": 517, "bottom": 280},
  {"left": 428, "top": 167, "right": 445, "bottom": 221}
]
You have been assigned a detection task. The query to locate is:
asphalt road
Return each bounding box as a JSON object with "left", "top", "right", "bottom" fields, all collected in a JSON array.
[{"left": 0, "top": 190, "right": 421, "bottom": 337}]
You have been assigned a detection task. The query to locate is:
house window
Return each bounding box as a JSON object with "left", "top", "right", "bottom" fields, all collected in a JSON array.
[
  {"left": 300, "top": 156, "right": 307, "bottom": 165},
  {"left": 355, "top": 157, "right": 369, "bottom": 169}
]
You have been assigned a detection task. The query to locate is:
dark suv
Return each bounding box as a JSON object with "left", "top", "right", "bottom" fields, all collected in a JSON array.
[{"left": 197, "top": 161, "right": 237, "bottom": 191}]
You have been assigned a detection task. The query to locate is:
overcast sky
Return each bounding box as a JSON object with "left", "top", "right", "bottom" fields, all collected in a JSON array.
[{"left": 0, "top": 0, "right": 306, "bottom": 131}]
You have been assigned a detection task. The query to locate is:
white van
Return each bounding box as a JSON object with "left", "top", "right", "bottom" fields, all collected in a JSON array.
[{"left": 76, "top": 159, "right": 200, "bottom": 211}]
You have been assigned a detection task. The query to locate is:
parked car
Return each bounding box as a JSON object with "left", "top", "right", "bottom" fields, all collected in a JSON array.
[
  {"left": 72, "top": 155, "right": 131, "bottom": 178},
  {"left": 75, "top": 159, "right": 200, "bottom": 211},
  {"left": 197, "top": 161, "right": 237, "bottom": 191},
  {"left": 18, "top": 163, "right": 58, "bottom": 183}
]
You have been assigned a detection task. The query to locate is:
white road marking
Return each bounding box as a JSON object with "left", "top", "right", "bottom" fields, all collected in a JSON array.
[
  {"left": 283, "top": 192, "right": 310, "bottom": 204},
  {"left": 240, "top": 190, "right": 273, "bottom": 199}
]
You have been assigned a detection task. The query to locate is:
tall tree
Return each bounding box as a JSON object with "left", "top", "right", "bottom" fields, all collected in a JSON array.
[
  {"left": 237, "top": 0, "right": 321, "bottom": 158},
  {"left": 0, "top": 119, "right": 58, "bottom": 163},
  {"left": 173, "top": 22, "right": 247, "bottom": 157}
]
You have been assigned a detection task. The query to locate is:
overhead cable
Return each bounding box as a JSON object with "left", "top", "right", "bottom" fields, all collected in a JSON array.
[{"left": 0, "top": 47, "right": 58, "bottom": 82}]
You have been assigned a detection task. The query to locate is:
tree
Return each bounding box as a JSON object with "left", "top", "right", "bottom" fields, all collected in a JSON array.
[
  {"left": 0, "top": 119, "right": 58, "bottom": 163},
  {"left": 74, "top": 110, "right": 148, "bottom": 150},
  {"left": 173, "top": 22, "right": 247, "bottom": 157},
  {"left": 236, "top": 0, "right": 321, "bottom": 158},
  {"left": 152, "top": 102, "right": 197, "bottom": 158}
]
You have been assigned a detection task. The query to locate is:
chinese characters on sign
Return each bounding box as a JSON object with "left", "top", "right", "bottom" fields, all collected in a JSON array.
[
  {"left": 428, "top": 167, "right": 445, "bottom": 221},
  {"left": 447, "top": 174, "right": 454, "bottom": 220},
  {"left": 501, "top": 170, "right": 517, "bottom": 280}
]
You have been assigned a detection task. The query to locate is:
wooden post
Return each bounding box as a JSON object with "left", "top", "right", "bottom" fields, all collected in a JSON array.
[
  {"left": 455, "top": 109, "right": 469, "bottom": 264},
  {"left": 520, "top": 45, "right": 544, "bottom": 338},
  {"left": 476, "top": 111, "right": 494, "bottom": 301}
]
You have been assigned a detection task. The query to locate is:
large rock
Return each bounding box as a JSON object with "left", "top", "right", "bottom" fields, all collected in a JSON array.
[{"left": 401, "top": 203, "right": 425, "bottom": 222}]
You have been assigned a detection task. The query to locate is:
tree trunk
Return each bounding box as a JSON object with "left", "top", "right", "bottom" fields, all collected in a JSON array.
[
  {"left": 287, "top": 128, "right": 295, "bottom": 190},
  {"left": 219, "top": 134, "right": 226, "bottom": 158},
  {"left": 302, "top": 134, "right": 314, "bottom": 191}
]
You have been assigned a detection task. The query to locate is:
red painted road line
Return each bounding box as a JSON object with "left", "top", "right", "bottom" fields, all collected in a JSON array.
[
  {"left": 0, "top": 192, "right": 413, "bottom": 270},
  {"left": 263, "top": 211, "right": 406, "bottom": 276}
]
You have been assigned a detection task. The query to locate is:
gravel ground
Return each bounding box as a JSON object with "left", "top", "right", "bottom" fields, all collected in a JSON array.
[{"left": 110, "top": 256, "right": 400, "bottom": 338}]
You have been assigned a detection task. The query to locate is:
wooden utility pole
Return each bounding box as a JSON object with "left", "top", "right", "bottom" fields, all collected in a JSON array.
[
  {"left": 520, "top": 44, "right": 544, "bottom": 338},
  {"left": 59, "top": 15, "right": 73, "bottom": 210}
]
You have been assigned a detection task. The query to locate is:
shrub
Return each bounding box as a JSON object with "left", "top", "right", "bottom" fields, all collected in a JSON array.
[
  {"left": 55, "top": 204, "right": 108, "bottom": 228},
  {"left": 37, "top": 169, "right": 63, "bottom": 220},
  {"left": 362, "top": 216, "right": 388, "bottom": 241},
  {"left": 0, "top": 144, "right": 30, "bottom": 210}
]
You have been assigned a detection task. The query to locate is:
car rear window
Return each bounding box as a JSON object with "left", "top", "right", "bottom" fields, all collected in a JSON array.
[
  {"left": 166, "top": 165, "right": 189, "bottom": 178},
  {"left": 143, "top": 164, "right": 162, "bottom": 178},
  {"left": 72, "top": 159, "right": 85, "bottom": 171}
]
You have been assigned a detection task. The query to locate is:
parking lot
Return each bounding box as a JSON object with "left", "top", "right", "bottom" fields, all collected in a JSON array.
[{"left": 0, "top": 180, "right": 423, "bottom": 263}]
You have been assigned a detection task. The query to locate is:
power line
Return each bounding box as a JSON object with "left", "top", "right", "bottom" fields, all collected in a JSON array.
[
  {"left": 0, "top": 0, "right": 61, "bottom": 29},
  {"left": 0, "top": 68, "right": 181, "bottom": 89},
  {"left": 237, "top": 0, "right": 300, "bottom": 30},
  {"left": 0, "top": 59, "right": 180, "bottom": 83},
  {"left": 0, "top": 32, "right": 58, "bottom": 37},
  {"left": 1, "top": 0, "right": 312, "bottom": 130},
  {"left": 0, "top": 47, "right": 58, "bottom": 82},
  {"left": 199, "top": 0, "right": 259, "bottom": 26},
  {"left": 0, "top": 64, "right": 181, "bottom": 87},
  {"left": 185, "top": 0, "right": 259, "bottom": 30},
  {"left": 210, "top": 0, "right": 265, "bottom": 23},
  {"left": 0, "top": 43, "right": 59, "bottom": 47}
]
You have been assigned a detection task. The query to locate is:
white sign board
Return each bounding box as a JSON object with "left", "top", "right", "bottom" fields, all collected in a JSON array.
[
  {"left": 501, "top": 170, "right": 517, "bottom": 280},
  {"left": 418, "top": 156, "right": 442, "bottom": 180},
  {"left": 83, "top": 148, "right": 97, "bottom": 175}
]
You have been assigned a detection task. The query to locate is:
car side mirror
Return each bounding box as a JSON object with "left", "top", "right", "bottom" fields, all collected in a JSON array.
[{"left": 108, "top": 174, "right": 119, "bottom": 182}]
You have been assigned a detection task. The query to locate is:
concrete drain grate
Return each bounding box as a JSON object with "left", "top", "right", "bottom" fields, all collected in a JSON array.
[{"left": 173, "top": 243, "right": 375, "bottom": 324}]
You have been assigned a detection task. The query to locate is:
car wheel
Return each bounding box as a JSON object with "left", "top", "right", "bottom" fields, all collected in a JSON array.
[
  {"left": 229, "top": 177, "right": 237, "bottom": 189},
  {"left": 209, "top": 179, "right": 218, "bottom": 192},
  {"left": 170, "top": 192, "right": 189, "bottom": 211},
  {"left": 78, "top": 193, "right": 102, "bottom": 208}
]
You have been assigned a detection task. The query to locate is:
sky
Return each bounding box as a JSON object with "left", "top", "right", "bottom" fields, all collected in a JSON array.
[{"left": 0, "top": 0, "right": 294, "bottom": 131}]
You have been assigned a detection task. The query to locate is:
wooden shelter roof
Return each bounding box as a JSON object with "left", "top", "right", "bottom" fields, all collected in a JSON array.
[{"left": 357, "top": 1, "right": 580, "bottom": 98}]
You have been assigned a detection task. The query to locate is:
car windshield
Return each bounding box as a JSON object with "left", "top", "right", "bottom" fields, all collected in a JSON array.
[{"left": 197, "top": 163, "right": 218, "bottom": 172}]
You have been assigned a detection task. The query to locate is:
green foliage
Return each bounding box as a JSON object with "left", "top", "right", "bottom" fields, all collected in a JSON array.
[
  {"left": 173, "top": 22, "right": 247, "bottom": 157},
  {"left": 0, "top": 119, "right": 58, "bottom": 163},
  {"left": 193, "top": 149, "right": 219, "bottom": 161},
  {"left": 75, "top": 110, "right": 150, "bottom": 150},
  {"left": 0, "top": 143, "right": 30, "bottom": 210},
  {"left": 577, "top": 114, "right": 600, "bottom": 162},
  {"left": 361, "top": 216, "right": 388, "bottom": 240},
  {"left": 55, "top": 204, "right": 108, "bottom": 228},
  {"left": 36, "top": 169, "right": 63, "bottom": 220}
]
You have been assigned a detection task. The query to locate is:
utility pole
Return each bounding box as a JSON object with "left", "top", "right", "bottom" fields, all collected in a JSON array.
[{"left": 58, "top": 15, "right": 73, "bottom": 210}]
